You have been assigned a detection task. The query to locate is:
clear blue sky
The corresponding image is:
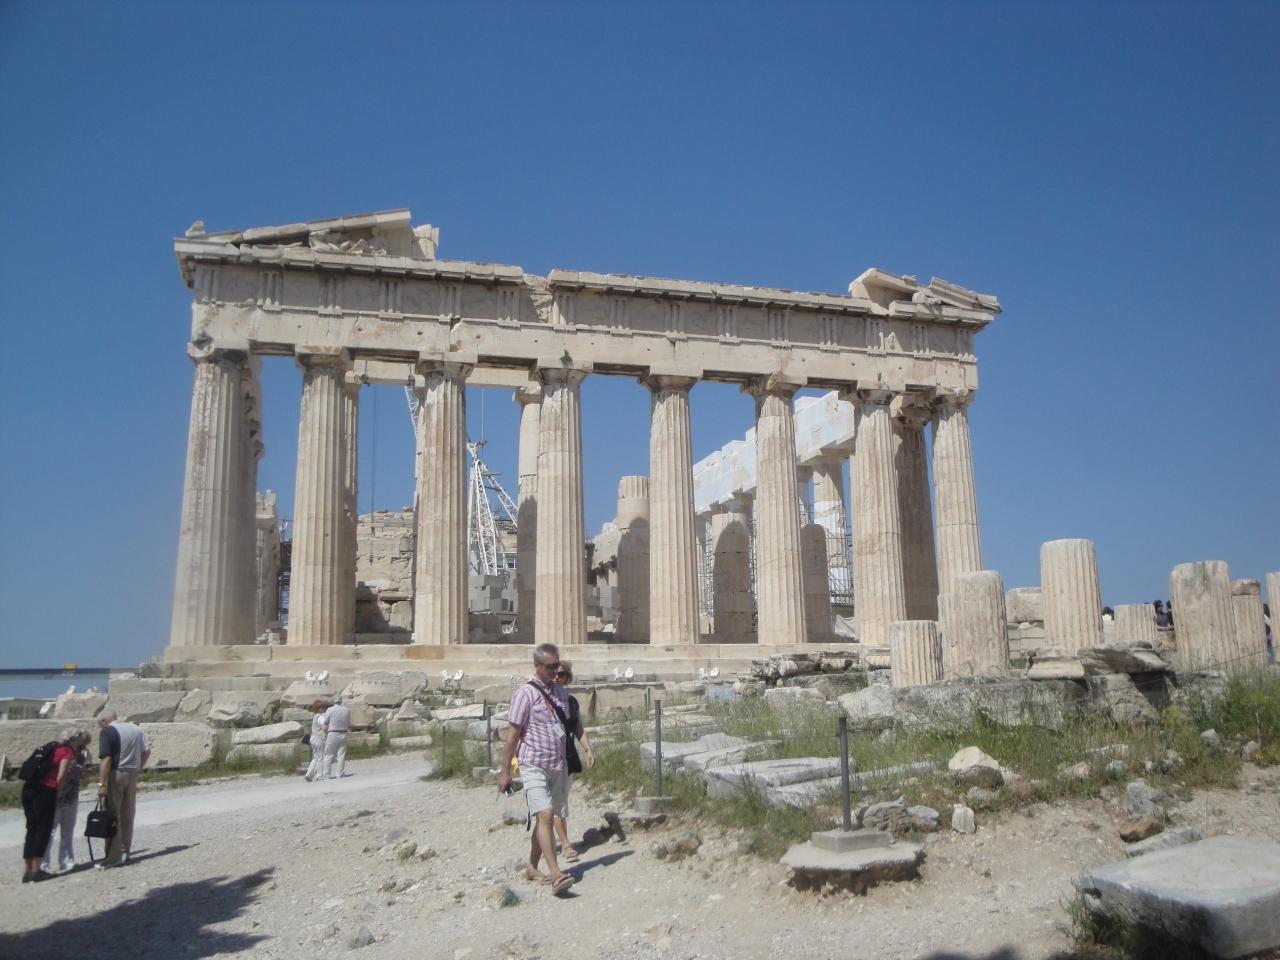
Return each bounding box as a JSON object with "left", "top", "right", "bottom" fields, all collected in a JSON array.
[{"left": 1, "top": 1, "right": 1276, "bottom": 678}]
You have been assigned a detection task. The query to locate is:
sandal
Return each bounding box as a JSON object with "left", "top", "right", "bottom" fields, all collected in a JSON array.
[
  {"left": 551, "top": 873, "right": 577, "bottom": 896},
  {"left": 562, "top": 846, "right": 580, "bottom": 861}
]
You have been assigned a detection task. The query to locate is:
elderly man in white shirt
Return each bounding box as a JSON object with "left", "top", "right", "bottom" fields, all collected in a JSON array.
[{"left": 322, "top": 695, "right": 352, "bottom": 779}]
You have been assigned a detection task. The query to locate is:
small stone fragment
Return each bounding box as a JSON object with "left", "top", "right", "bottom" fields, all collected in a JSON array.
[
  {"left": 1119, "top": 816, "right": 1163, "bottom": 843},
  {"left": 951, "top": 805, "right": 976, "bottom": 834}
]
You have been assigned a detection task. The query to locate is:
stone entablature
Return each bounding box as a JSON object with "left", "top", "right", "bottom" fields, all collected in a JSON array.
[{"left": 176, "top": 209, "right": 994, "bottom": 393}]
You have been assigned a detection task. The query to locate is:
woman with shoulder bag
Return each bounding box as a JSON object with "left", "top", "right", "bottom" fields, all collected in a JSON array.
[
  {"left": 551, "top": 661, "right": 595, "bottom": 861},
  {"left": 304, "top": 699, "right": 329, "bottom": 782},
  {"left": 42, "top": 729, "right": 92, "bottom": 874},
  {"left": 22, "top": 733, "right": 77, "bottom": 882}
]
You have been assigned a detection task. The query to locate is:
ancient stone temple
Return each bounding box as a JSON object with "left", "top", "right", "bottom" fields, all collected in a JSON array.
[{"left": 168, "top": 209, "right": 1000, "bottom": 663}]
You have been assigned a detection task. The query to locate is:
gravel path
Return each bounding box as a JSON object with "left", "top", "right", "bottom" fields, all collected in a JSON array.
[{"left": 2, "top": 754, "right": 1276, "bottom": 960}]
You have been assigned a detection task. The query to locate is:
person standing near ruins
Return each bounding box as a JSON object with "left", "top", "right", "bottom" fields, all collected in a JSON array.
[
  {"left": 497, "top": 643, "right": 577, "bottom": 895},
  {"left": 322, "top": 695, "right": 351, "bottom": 779},
  {"left": 96, "top": 710, "right": 151, "bottom": 868},
  {"left": 550, "top": 660, "right": 595, "bottom": 862},
  {"left": 42, "top": 729, "right": 92, "bottom": 873},
  {"left": 304, "top": 700, "right": 329, "bottom": 781},
  {"left": 20, "top": 733, "right": 77, "bottom": 882}
]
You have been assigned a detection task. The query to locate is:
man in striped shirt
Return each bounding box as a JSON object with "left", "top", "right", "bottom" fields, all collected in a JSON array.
[{"left": 498, "top": 642, "right": 576, "bottom": 895}]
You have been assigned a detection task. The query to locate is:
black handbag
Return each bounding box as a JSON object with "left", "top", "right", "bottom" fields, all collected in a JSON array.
[{"left": 85, "top": 799, "right": 118, "bottom": 865}]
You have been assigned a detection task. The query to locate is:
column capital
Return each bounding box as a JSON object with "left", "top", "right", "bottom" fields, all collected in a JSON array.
[
  {"left": 934, "top": 387, "right": 975, "bottom": 411},
  {"left": 644, "top": 374, "right": 698, "bottom": 393},
  {"left": 743, "top": 372, "right": 804, "bottom": 401},
  {"left": 537, "top": 365, "right": 590, "bottom": 387},
  {"left": 513, "top": 384, "right": 543, "bottom": 406},
  {"left": 891, "top": 391, "right": 934, "bottom": 430},
  {"left": 188, "top": 339, "right": 249, "bottom": 364},
  {"left": 295, "top": 345, "right": 351, "bottom": 369},
  {"left": 414, "top": 358, "right": 473, "bottom": 381}
]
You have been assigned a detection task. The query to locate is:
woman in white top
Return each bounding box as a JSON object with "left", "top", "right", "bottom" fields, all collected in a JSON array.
[{"left": 304, "top": 699, "right": 329, "bottom": 782}]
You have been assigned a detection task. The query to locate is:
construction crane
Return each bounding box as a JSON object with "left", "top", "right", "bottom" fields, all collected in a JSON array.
[{"left": 404, "top": 386, "right": 519, "bottom": 583}]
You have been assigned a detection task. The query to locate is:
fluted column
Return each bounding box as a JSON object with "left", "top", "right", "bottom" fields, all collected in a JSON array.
[
  {"left": 341, "top": 375, "right": 360, "bottom": 641},
  {"left": 615, "top": 476, "right": 650, "bottom": 643},
  {"left": 1114, "top": 603, "right": 1159, "bottom": 646},
  {"left": 646, "top": 376, "right": 699, "bottom": 645},
  {"left": 412, "top": 360, "right": 471, "bottom": 645},
  {"left": 514, "top": 385, "right": 541, "bottom": 642},
  {"left": 254, "top": 491, "right": 281, "bottom": 637},
  {"left": 170, "top": 342, "right": 248, "bottom": 647},
  {"left": 1169, "top": 561, "right": 1234, "bottom": 669},
  {"left": 950, "top": 570, "right": 1009, "bottom": 677},
  {"left": 932, "top": 389, "right": 982, "bottom": 596},
  {"left": 801, "top": 523, "right": 832, "bottom": 642},
  {"left": 711, "top": 498, "right": 753, "bottom": 642},
  {"left": 811, "top": 457, "right": 851, "bottom": 604},
  {"left": 535, "top": 367, "right": 589, "bottom": 646},
  {"left": 1230, "top": 579, "right": 1266, "bottom": 669},
  {"left": 233, "top": 367, "right": 262, "bottom": 645},
  {"left": 893, "top": 395, "right": 939, "bottom": 621},
  {"left": 746, "top": 377, "right": 807, "bottom": 645},
  {"left": 290, "top": 348, "right": 351, "bottom": 645},
  {"left": 889, "top": 620, "right": 943, "bottom": 687},
  {"left": 1041, "top": 539, "right": 1104, "bottom": 652},
  {"left": 849, "top": 387, "right": 906, "bottom": 647}
]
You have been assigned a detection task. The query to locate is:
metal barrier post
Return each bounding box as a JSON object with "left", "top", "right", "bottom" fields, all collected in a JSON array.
[
  {"left": 484, "top": 700, "right": 493, "bottom": 768},
  {"left": 654, "top": 698, "right": 664, "bottom": 797},
  {"left": 839, "top": 715, "right": 852, "bottom": 831}
]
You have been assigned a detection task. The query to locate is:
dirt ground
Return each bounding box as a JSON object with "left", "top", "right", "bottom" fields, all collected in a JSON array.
[{"left": 1, "top": 753, "right": 1277, "bottom": 960}]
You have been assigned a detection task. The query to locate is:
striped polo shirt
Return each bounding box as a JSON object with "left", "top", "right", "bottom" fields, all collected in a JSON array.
[{"left": 508, "top": 680, "right": 568, "bottom": 772}]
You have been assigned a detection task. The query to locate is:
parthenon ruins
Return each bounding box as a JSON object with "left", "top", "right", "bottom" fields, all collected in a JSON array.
[{"left": 168, "top": 208, "right": 1000, "bottom": 675}]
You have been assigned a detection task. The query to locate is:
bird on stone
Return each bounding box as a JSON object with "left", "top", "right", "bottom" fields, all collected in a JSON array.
[
  {"left": 317, "top": 671, "right": 329, "bottom": 683},
  {"left": 623, "top": 666, "right": 634, "bottom": 681},
  {"left": 304, "top": 670, "right": 315, "bottom": 682}
]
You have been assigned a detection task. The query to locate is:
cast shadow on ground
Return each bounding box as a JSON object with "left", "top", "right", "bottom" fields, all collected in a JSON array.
[
  {"left": 569, "top": 849, "right": 634, "bottom": 880},
  {"left": 920, "top": 948, "right": 1089, "bottom": 960},
  {"left": 0, "top": 867, "right": 274, "bottom": 960}
]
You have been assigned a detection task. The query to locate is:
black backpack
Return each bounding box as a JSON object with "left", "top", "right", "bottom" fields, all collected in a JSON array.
[{"left": 18, "top": 741, "right": 59, "bottom": 783}]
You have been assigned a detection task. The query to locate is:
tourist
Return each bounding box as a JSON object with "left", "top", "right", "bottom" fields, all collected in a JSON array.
[
  {"left": 1101, "top": 606, "right": 1115, "bottom": 622},
  {"left": 21, "top": 733, "right": 78, "bottom": 883},
  {"left": 96, "top": 709, "right": 151, "bottom": 868},
  {"left": 304, "top": 699, "right": 329, "bottom": 782},
  {"left": 1264, "top": 603, "right": 1274, "bottom": 665},
  {"left": 322, "top": 695, "right": 351, "bottom": 779},
  {"left": 42, "top": 729, "right": 92, "bottom": 874},
  {"left": 551, "top": 661, "right": 596, "bottom": 863},
  {"left": 1154, "top": 600, "right": 1170, "bottom": 628},
  {"left": 497, "top": 642, "right": 577, "bottom": 895}
]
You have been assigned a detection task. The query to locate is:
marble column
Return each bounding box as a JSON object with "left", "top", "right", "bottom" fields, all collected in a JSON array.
[
  {"left": 950, "top": 570, "right": 1009, "bottom": 677},
  {"left": 1113, "top": 603, "right": 1159, "bottom": 646},
  {"left": 170, "top": 343, "right": 248, "bottom": 647},
  {"left": 233, "top": 370, "right": 261, "bottom": 645},
  {"left": 932, "top": 389, "right": 982, "bottom": 596},
  {"left": 889, "top": 620, "right": 943, "bottom": 687},
  {"left": 341, "top": 375, "right": 360, "bottom": 641},
  {"left": 747, "top": 378, "right": 807, "bottom": 645},
  {"left": 936, "top": 592, "right": 958, "bottom": 678},
  {"left": 801, "top": 523, "right": 832, "bottom": 643},
  {"left": 893, "top": 395, "right": 939, "bottom": 621},
  {"left": 1169, "top": 561, "right": 1234, "bottom": 669},
  {"left": 535, "top": 368, "right": 589, "bottom": 646},
  {"left": 811, "top": 457, "right": 851, "bottom": 604},
  {"left": 615, "top": 476, "right": 650, "bottom": 643},
  {"left": 1041, "top": 539, "right": 1104, "bottom": 652},
  {"left": 849, "top": 388, "right": 906, "bottom": 647},
  {"left": 647, "top": 376, "right": 699, "bottom": 645},
  {"left": 711, "top": 498, "right": 754, "bottom": 642},
  {"left": 254, "top": 491, "right": 281, "bottom": 637},
  {"left": 1231, "top": 579, "right": 1266, "bottom": 668},
  {"left": 514, "top": 386, "right": 541, "bottom": 642},
  {"left": 412, "top": 361, "right": 471, "bottom": 645},
  {"left": 290, "top": 348, "right": 351, "bottom": 645}
]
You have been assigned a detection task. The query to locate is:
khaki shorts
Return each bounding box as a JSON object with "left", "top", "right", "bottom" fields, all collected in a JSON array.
[{"left": 521, "top": 763, "right": 569, "bottom": 820}]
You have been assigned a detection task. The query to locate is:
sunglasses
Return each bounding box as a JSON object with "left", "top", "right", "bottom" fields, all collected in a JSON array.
[{"left": 540, "top": 661, "right": 561, "bottom": 670}]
